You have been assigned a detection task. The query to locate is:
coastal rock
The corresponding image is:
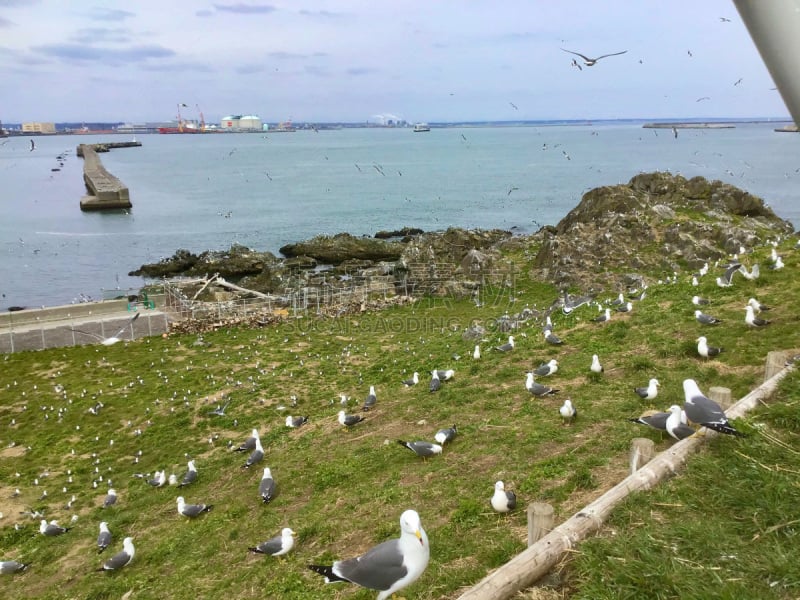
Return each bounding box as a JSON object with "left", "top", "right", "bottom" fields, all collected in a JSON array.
[
  {"left": 374, "top": 227, "right": 424, "bottom": 239},
  {"left": 534, "top": 171, "right": 793, "bottom": 289},
  {"left": 279, "top": 233, "right": 404, "bottom": 264}
]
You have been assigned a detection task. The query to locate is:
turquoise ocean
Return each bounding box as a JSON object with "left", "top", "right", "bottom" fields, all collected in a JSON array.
[{"left": 1, "top": 122, "right": 797, "bottom": 309}]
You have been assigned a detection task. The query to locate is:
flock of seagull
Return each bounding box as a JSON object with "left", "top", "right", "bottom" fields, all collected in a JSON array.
[{"left": 1, "top": 232, "right": 795, "bottom": 598}]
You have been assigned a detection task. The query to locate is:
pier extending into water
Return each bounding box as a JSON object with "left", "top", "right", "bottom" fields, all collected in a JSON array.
[{"left": 77, "top": 141, "right": 140, "bottom": 211}]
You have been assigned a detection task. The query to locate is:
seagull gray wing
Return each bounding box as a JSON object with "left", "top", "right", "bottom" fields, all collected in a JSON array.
[
  {"left": 259, "top": 477, "right": 276, "bottom": 503},
  {"left": 111, "top": 312, "right": 140, "bottom": 340},
  {"left": 251, "top": 535, "right": 283, "bottom": 555},
  {"left": 334, "top": 538, "right": 408, "bottom": 591},
  {"left": 628, "top": 412, "right": 669, "bottom": 430},
  {"left": 102, "top": 548, "right": 131, "bottom": 570},
  {"left": 179, "top": 470, "right": 197, "bottom": 487},
  {"left": 595, "top": 50, "right": 628, "bottom": 60},
  {"left": 560, "top": 48, "right": 592, "bottom": 61}
]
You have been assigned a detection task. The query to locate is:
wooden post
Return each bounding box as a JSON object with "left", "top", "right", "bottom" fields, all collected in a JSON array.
[
  {"left": 527, "top": 503, "right": 554, "bottom": 546},
  {"left": 765, "top": 351, "right": 788, "bottom": 381},
  {"left": 629, "top": 438, "right": 655, "bottom": 474},
  {"left": 455, "top": 361, "right": 793, "bottom": 600},
  {"left": 708, "top": 386, "right": 732, "bottom": 410}
]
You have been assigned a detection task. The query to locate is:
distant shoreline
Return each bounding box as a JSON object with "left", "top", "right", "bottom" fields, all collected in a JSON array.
[{"left": 642, "top": 122, "right": 736, "bottom": 129}]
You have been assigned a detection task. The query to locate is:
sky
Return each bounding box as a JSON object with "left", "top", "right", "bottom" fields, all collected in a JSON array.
[{"left": 0, "top": 0, "right": 790, "bottom": 124}]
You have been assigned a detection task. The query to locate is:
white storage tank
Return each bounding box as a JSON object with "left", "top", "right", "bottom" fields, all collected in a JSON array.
[
  {"left": 238, "top": 115, "right": 262, "bottom": 131},
  {"left": 221, "top": 115, "right": 241, "bottom": 130}
]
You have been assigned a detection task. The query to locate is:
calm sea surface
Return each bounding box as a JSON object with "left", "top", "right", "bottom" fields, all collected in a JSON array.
[{"left": 1, "top": 123, "right": 797, "bottom": 309}]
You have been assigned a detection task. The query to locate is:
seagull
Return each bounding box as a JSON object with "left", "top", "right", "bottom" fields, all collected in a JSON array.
[
  {"left": 99, "top": 537, "right": 135, "bottom": 572},
  {"left": 740, "top": 264, "right": 760, "bottom": 280},
  {"left": 695, "top": 310, "right": 722, "bottom": 325},
  {"left": 338, "top": 410, "right": 365, "bottom": 428},
  {"left": 97, "top": 521, "right": 112, "bottom": 553},
  {"left": 628, "top": 410, "right": 670, "bottom": 432},
  {"left": 590, "top": 354, "right": 604, "bottom": 373},
  {"left": 747, "top": 298, "right": 771, "bottom": 313},
  {"left": 472, "top": 344, "right": 481, "bottom": 360},
  {"left": 71, "top": 313, "right": 140, "bottom": 346},
  {"left": 397, "top": 440, "right": 443, "bottom": 459},
  {"left": 176, "top": 496, "right": 213, "bottom": 518},
  {"left": 697, "top": 336, "right": 723, "bottom": 358},
  {"left": 559, "top": 399, "right": 577, "bottom": 425},
  {"left": 534, "top": 359, "right": 558, "bottom": 377},
  {"left": 744, "top": 305, "right": 770, "bottom": 327},
  {"left": 308, "top": 509, "right": 429, "bottom": 600},
  {"left": 362, "top": 385, "right": 377, "bottom": 410},
  {"left": 103, "top": 488, "right": 117, "bottom": 507},
  {"left": 259, "top": 467, "right": 276, "bottom": 503},
  {"left": 0, "top": 560, "right": 29, "bottom": 574},
  {"left": 429, "top": 370, "right": 441, "bottom": 393},
  {"left": 544, "top": 330, "right": 562, "bottom": 345},
  {"left": 249, "top": 527, "right": 296, "bottom": 556},
  {"left": 434, "top": 425, "right": 457, "bottom": 445},
  {"left": 285, "top": 415, "right": 308, "bottom": 428},
  {"left": 178, "top": 460, "right": 197, "bottom": 487},
  {"left": 234, "top": 429, "right": 259, "bottom": 452},
  {"left": 692, "top": 295, "right": 710, "bottom": 306},
  {"left": 243, "top": 436, "right": 264, "bottom": 468},
  {"left": 208, "top": 399, "right": 230, "bottom": 416},
  {"left": 716, "top": 263, "right": 741, "bottom": 287},
  {"left": 616, "top": 301, "right": 633, "bottom": 313},
  {"left": 494, "top": 335, "right": 515, "bottom": 352},
  {"left": 525, "top": 372, "right": 559, "bottom": 397},
  {"left": 634, "top": 378, "right": 660, "bottom": 401},
  {"left": 29, "top": 139, "right": 35, "bottom": 152},
  {"left": 570, "top": 58, "right": 582, "bottom": 70},
  {"left": 40, "top": 519, "right": 70, "bottom": 536},
  {"left": 491, "top": 481, "right": 517, "bottom": 513},
  {"left": 666, "top": 405, "right": 696, "bottom": 440},
  {"left": 436, "top": 369, "right": 455, "bottom": 381},
  {"left": 561, "top": 48, "right": 627, "bottom": 66},
  {"left": 146, "top": 470, "right": 166, "bottom": 487},
  {"left": 682, "top": 379, "right": 744, "bottom": 436},
  {"left": 402, "top": 372, "right": 419, "bottom": 387},
  {"left": 592, "top": 308, "right": 611, "bottom": 323}
]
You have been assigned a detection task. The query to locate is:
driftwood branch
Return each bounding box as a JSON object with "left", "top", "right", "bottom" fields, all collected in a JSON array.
[
  {"left": 456, "top": 362, "right": 794, "bottom": 600},
  {"left": 215, "top": 277, "right": 274, "bottom": 300},
  {"left": 191, "top": 273, "right": 219, "bottom": 301}
]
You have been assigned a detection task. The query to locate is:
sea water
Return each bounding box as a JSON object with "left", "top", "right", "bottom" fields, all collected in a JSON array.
[{"left": 1, "top": 122, "right": 797, "bottom": 309}]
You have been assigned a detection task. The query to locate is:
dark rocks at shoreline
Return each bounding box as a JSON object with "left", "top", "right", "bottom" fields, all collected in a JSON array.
[
  {"left": 279, "top": 232, "right": 405, "bottom": 264},
  {"left": 129, "top": 244, "right": 279, "bottom": 280},
  {"left": 374, "top": 227, "right": 424, "bottom": 240}
]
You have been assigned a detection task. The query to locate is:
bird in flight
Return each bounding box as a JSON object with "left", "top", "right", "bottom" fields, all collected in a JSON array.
[
  {"left": 570, "top": 58, "right": 582, "bottom": 71},
  {"left": 509, "top": 101, "right": 518, "bottom": 110},
  {"left": 561, "top": 48, "right": 627, "bottom": 66},
  {"left": 696, "top": 96, "right": 711, "bottom": 102},
  {"left": 734, "top": 78, "right": 743, "bottom": 86},
  {"left": 720, "top": 17, "right": 731, "bottom": 22}
]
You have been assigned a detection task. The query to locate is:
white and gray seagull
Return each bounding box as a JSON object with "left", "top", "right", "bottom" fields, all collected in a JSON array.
[
  {"left": 249, "top": 527, "right": 296, "bottom": 557},
  {"left": 176, "top": 496, "right": 213, "bottom": 518},
  {"left": 634, "top": 378, "right": 660, "bottom": 401},
  {"left": 259, "top": 467, "right": 276, "bottom": 503},
  {"left": 99, "top": 537, "right": 135, "bottom": 571},
  {"left": 682, "top": 379, "right": 744, "bottom": 437},
  {"left": 308, "top": 509, "right": 429, "bottom": 600},
  {"left": 97, "top": 521, "right": 112, "bottom": 553},
  {"left": 561, "top": 48, "right": 628, "bottom": 66},
  {"left": 491, "top": 481, "right": 517, "bottom": 513},
  {"left": 71, "top": 313, "right": 140, "bottom": 346}
]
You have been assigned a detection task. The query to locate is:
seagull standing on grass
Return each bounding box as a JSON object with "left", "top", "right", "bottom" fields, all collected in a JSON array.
[
  {"left": 249, "top": 528, "right": 296, "bottom": 556},
  {"left": 178, "top": 460, "right": 197, "bottom": 487},
  {"left": 590, "top": 354, "right": 604, "bottom": 373},
  {"left": 534, "top": 359, "right": 558, "bottom": 377},
  {"left": 259, "top": 467, "right": 276, "bottom": 503},
  {"left": 697, "top": 336, "right": 723, "bottom": 358},
  {"left": 307, "top": 509, "right": 429, "bottom": 600},
  {"left": 525, "top": 372, "right": 559, "bottom": 396},
  {"left": 495, "top": 335, "right": 515, "bottom": 352},
  {"left": 745, "top": 305, "right": 771, "bottom": 328},
  {"left": 243, "top": 436, "right": 264, "bottom": 469},
  {"left": 234, "top": 429, "right": 259, "bottom": 452},
  {"left": 695, "top": 310, "right": 722, "bottom": 325},
  {"left": 491, "top": 481, "right": 517, "bottom": 512},
  {"left": 634, "top": 378, "right": 660, "bottom": 401},
  {"left": 97, "top": 522, "right": 112, "bottom": 553},
  {"left": 559, "top": 399, "right": 577, "bottom": 425},
  {"left": 429, "top": 370, "right": 441, "bottom": 393},
  {"left": 176, "top": 496, "right": 213, "bottom": 518},
  {"left": 99, "top": 537, "right": 134, "bottom": 571},
  {"left": 434, "top": 425, "right": 457, "bottom": 445},
  {"left": 402, "top": 372, "right": 419, "bottom": 387},
  {"left": 338, "top": 410, "right": 365, "bottom": 427}
]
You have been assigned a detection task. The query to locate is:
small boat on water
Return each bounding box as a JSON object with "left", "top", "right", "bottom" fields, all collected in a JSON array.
[{"left": 413, "top": 123, "right": 431, "bottom": 132}]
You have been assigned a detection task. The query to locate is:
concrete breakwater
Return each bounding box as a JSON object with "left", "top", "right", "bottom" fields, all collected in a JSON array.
[{"left": 77, "top": 142, "right": 140, "bottom": 211}]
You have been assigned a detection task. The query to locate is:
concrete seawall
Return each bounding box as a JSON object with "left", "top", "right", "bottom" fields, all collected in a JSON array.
[{"left": 78, "top": 143, "right": 134, "bottom": 211}]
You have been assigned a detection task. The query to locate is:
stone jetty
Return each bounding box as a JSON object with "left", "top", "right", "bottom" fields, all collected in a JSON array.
[{"left": 77, "top": 142, "right": 140, "bottom": 211}]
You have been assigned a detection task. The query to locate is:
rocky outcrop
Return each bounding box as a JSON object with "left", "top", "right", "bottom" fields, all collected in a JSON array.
[
  {"left": 532, "top": 172, "right": 793, "bottom": 289},
  {"left": 130, "top": 245, "right": 279, "bottom": 281},
  {"left": 279, "top": 233, "right": 404, "bottom": 264}
]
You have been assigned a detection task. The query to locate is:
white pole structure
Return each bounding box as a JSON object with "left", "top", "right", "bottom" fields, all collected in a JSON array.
[{"left": 733, "top": 0, "right": 800, "bottom": 127}]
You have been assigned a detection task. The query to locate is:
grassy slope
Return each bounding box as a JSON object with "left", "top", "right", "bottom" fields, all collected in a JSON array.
[{"left": 0, "top": 235, "right": 798, "bottom": 600}]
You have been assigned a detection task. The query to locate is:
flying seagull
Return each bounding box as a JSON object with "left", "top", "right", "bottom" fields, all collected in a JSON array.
[
  {"left": 491, "top": 481, "right": 517, "bottom": 513},
  {"left": 716, "top": 263, "right": 741, "bottom": 287},
  {"left": 30, "top": 139, "right": 35, "bottom": 152},
  {"left": 97, "top": 521, "right": 112, "bottom": 553},
  {"left": 682, "top": 379, "right": 744, "bottom": 436},
  {"left": 634, "top": 378, "right": 660, "bottom": 401},
  {"left": 71, "top": 313, "right": 140, "bottom": 346},
  {"left": 666, "top": 405, "right": 696, "bottom": 440},
  {"left": 561, "top": 48, "right": 627, "bottom": 66},
  {"left": 98, "top": 537, "right": 135, "bottom": 572},
  {"left": 696, "top": 336, "right": 723, "bottom": 359},
  {"left": 208, "top": 399, "right": 230, "bottom": 416},
  {"left": 249, "top": 527, "right": 296, "bottom": 557},
  {"left": 397, "top": 440, "right": 442, "bottom": 459},
  {"left": 434, "top": 425, "right": 457, "bottom": 445},
  {"left": 176, "top": 496, "right": 213, "bottom": 518},
  {"left": 259, "top": 467, "right": 276, "bottom": 503},
  {"left": 308, "top": 509, "right": 429, "bottom": 600}
]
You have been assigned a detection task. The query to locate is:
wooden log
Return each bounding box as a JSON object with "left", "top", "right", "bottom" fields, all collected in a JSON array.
[
  {"left": 455, "top": 363, "right": 794, "bottom": 600},
  {"left": 708, "top": 386, "right": 732, "bottom": 410},
  {"left": 629, "top": 437, "right": 655, "bottom": 474},
  {"left": 527, "top": 503, "right": 554, "bottom": 546},
  {"left": 191, "top": 273, "right": 219, "bottom": 301},
  {"left": 215, "top": 277, "right": 274, "bottom": 300},
  {"left": 765, "top": 351, "right": 788, "bottom": 381}
]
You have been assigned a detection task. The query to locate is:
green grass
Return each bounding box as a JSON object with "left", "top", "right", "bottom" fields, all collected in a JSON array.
[{"left": 1, "top": 237, "right": 799, "bottom": 599}]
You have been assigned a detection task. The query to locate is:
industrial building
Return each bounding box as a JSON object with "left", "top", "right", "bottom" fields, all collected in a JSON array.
[
  {"left": 220, "top": 115, "right": 265, "bottom": 131},
  {"left": 22, "top": 122, "right": 56, "bottom": 134}
]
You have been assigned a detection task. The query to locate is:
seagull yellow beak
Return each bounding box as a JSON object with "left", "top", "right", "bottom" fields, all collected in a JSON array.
[{"left": 416, "top": 530, "right": 423, "bottom": 545}]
